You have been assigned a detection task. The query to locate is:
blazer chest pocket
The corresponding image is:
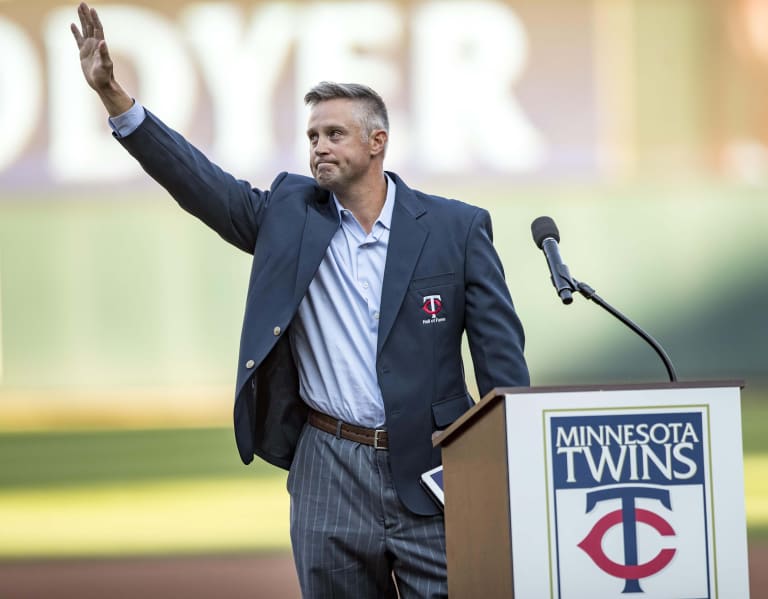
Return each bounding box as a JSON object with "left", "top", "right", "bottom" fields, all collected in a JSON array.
[
  {"left": 432, "top": 393, "right": 472, "bottom": 429},
  {"left": 411, "top": 272, "right": 455, "bottom": 292}
]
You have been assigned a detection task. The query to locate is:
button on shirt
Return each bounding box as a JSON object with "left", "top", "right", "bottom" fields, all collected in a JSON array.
[{"left": 289, "top": 176, "right": 395, "bottom": 429}]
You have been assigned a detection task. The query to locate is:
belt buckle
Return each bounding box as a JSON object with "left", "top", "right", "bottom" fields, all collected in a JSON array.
[{"left": 373, "top": 429, "right": 386, "bottom": 450}]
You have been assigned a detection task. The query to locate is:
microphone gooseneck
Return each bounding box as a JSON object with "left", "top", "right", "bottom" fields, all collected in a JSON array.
[{"left": 530, "top": 216, "right": 678, "bottom": 382}]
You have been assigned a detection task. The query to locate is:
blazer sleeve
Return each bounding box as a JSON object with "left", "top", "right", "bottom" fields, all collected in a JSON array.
[
  {"left": 114, "top": 109, "right": 286, "bottom": 254},
  {"left": 463, "top": 208, "right": 530, "bottom": 396}
]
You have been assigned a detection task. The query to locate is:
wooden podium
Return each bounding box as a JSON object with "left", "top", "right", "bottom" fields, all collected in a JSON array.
[{"left": 433, "top": 382, "right": 749, "bottom": 598}]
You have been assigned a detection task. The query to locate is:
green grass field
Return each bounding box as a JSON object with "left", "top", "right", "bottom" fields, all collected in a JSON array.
[
  {"left": 1, "top": 395, "right": 768, "bottom": 558},
  {"left": 0, "top": 427, "right": 291, "bottom": 557}
]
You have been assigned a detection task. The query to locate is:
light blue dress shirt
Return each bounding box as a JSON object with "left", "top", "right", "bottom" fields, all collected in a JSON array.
[
  {"left": 291, "top": 179, "right": 394, "bottom": 429},
  {"left": 109, "top": 100, "right": 392, "bottom": 428},
  {"left": 108, "top": 99, "right": 145, "bottom": 137}
]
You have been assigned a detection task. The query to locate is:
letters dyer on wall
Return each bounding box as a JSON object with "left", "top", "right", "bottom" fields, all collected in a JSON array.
[{"left": 504, "top": 385, "right": 749, "bottom": 599}]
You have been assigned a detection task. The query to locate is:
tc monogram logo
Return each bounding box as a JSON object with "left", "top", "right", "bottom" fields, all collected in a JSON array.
[
  {"left": 422, "top": 294, "right": 443, "bottom": 317},
  {"left": 578, "top": 487, "right": 677, "bottom": 593}
]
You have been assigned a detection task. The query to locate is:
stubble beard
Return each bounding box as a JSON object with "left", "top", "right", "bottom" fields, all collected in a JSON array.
[
  {"left": 313, "top": 166, "right": 340, "bottom": 192},
  {"left": 314, "top": 162, "right": 362, "bottom": 195}
]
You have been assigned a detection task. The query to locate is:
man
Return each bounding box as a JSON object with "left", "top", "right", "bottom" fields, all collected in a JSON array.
[{"left": 71, "top": 3, "right": 529, "bottom": 597}]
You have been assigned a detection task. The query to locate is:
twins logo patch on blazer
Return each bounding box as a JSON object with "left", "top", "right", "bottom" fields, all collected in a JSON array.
[{"left": 422, "top": 294, "right": 447, "bottom": 324}]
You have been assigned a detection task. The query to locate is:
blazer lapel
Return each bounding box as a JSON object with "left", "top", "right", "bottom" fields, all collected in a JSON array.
[
  {"left": 294, "top": 188, "right": 338, "bottom": 303},
  {"left": 377, "top": 176, "right": 428, "bottom": 355}
]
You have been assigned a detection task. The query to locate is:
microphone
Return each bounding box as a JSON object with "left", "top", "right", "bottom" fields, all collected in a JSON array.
[
  {"left": 531, "top": 216, "right": 574, "bottom": 304},
  {"left": 529, "top": 215, "right": 678, "bottom": 382}
]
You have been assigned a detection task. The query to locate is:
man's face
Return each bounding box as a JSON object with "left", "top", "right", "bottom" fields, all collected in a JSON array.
[{"left": 306, "top": 98, "right": 375, "bottom": 192}]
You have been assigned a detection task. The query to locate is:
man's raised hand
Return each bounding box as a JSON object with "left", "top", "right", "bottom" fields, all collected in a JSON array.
[
  {"left": 70, "top": 2, "right": 133, "bottom": 116},
  {"left": 71, "top": 2, "right": 112, "bottom": 91}
]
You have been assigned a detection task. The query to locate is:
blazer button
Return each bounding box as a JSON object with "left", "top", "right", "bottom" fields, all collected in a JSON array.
[
  {"left": 273, "top": 326, "right": 281, "bottom": 336},
  {"left": 245, "top": 359, "right": 255, "bottom": 369}
]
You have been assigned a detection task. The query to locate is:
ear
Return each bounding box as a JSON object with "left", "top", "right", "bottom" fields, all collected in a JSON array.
[{"left": 369, "top": 129, "right": 388, "bottom": 158}]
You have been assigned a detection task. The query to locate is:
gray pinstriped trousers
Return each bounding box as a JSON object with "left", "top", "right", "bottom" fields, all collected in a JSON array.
[{"left": 286, "top": 424, "right": 448, "bottom": 598}]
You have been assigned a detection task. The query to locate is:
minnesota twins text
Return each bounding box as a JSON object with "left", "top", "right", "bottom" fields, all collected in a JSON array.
[{"left": 554, "top": 421, "right": 700, "bottom": 484}]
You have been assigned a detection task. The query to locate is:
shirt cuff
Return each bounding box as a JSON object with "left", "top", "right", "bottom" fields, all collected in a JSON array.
[{"left": 108, "top": 100, "right": 146, "bottom": 138}]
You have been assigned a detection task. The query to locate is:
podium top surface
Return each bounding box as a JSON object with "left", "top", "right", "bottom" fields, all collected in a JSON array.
[{"left": 432, "top": 380, "right": 744, "bottom": 449}]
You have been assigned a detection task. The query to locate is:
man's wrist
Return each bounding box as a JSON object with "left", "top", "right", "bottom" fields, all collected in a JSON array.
[{"left": 97, "top": 80, "right": 134, "bottom": 117}]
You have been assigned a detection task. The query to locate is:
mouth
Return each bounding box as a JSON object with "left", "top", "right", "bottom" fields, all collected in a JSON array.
[{"left": 314, "top": 162, "right": 338, "bottom": 177}]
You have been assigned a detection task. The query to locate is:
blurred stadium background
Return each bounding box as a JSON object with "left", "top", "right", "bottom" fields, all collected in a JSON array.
[{"left": 1, "top": 0, "right": 768, "bottom": 595}]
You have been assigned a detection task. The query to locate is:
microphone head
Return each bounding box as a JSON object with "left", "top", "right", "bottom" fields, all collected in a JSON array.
[{"left": 531, "top": 216, "right": 560, "bottom": 248}]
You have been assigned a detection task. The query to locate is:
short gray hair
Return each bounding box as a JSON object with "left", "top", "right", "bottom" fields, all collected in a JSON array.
[{"left": 304, "top": 81, "right": 389, "bottom": 139}]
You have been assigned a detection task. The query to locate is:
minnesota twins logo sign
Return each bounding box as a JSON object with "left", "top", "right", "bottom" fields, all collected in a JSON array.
[
  {"left": 547, "top": 411, "right": 713, "bottom": 598},
  {"left": 578, "top": 487, "right": 676, "bottom": 592}
]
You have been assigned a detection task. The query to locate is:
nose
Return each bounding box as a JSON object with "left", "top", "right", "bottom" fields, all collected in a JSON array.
[{"left": 314, "top": 136, "right": 329, "bottom": 155}]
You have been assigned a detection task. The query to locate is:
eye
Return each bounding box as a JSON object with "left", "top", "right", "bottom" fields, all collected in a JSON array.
[
  {"left": 308, "top": 133, "right": 318, "bottom": 144},
  {"left": 329, "top": 129, "right": 343, "bottom": 139}
]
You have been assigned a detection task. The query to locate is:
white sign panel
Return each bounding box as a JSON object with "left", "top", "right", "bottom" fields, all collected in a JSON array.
[{"left": 505, "top": 385, "right": 749, "bottom": 598}]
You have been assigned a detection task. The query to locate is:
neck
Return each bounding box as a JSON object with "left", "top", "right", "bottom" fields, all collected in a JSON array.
[{"left": 335, "top": 172, "right": 388, "bottom": 233}]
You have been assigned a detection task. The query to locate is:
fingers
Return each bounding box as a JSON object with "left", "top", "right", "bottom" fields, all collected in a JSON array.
[
  {"left": 91, "top": 7, "right": 105, "bottom": 41},
  {"left": 70, "top": 22, "right": 84, "bottom": 47},
  {"left": 77, "top": 2, "right": 93, "bottom": 39}
]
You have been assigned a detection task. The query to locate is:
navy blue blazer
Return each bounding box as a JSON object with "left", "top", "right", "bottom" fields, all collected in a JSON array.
[{"left": 117, "top": 110, "right": 529, "bottom": 515}]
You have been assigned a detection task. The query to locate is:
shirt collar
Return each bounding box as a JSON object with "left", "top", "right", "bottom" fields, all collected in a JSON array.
[{"left": 332, "top": 174, "right": 396, "bottom": 231}]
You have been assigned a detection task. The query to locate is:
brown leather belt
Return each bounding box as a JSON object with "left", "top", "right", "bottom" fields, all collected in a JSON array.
[{"left": 308, "top": 409, "right": 389, "bottom": 450}]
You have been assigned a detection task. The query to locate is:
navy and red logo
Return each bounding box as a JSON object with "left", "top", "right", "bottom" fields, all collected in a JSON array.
[
  {"left": 421, "top": 294, "right": 446, "bottom": 324},
  {"left": 422, "top": 294, "right": 443, "bottom": 316},
  {"left": 548, "top": 411, "right": 712, "bottom": 598}
]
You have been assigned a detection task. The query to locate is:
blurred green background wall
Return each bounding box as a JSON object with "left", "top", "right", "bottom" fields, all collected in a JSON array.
[{"left": 1, "top": 0, "right": 767, "bottom": 558}]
